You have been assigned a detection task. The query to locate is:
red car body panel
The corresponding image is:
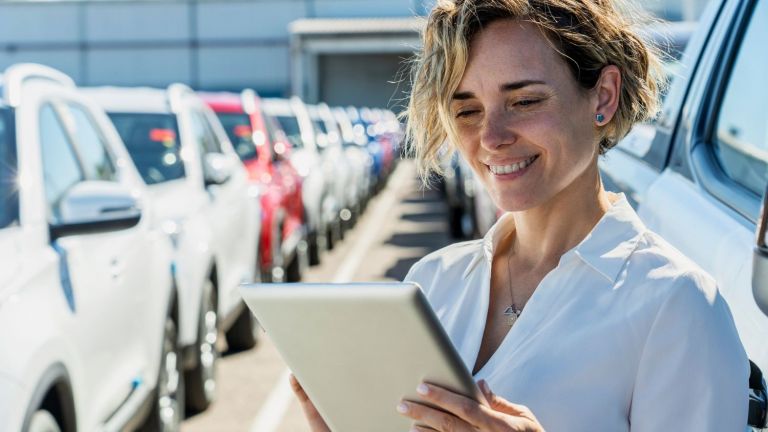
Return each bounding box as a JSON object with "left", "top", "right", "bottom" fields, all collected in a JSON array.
[{"left": 202, "top": 91, "right": 305, "bottom": 274}]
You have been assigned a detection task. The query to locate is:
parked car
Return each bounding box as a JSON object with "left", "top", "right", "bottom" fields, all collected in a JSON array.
[
  {"left": 346, "top": 106, "right": 386, "bottom": 193},
  {"left": 0, "top": 64, "right": 181, "bottom": 431},
  {"left": 598, "top": 0, "right": 767, "bottom": 427},
  {"left": 307, "top": 103, "right": 356, "bottom": 229},
  {"left": 201, "top": 90, "right": 307, "bottom": 283},
  {"left": 332, "top": 106, "right": 374, "bottom": 216},
  {"left": 262, "top": 97, "right": 339, "bottom": 264},
  {"left": 83, "top": 84, "right": 260, "bottom": 413}
]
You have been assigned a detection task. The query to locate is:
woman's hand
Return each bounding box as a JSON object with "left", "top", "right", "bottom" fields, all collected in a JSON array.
[
  {"left": 397, "top": 380, "right": 544, "bottom": 432},
  {"left": 289, "top": 373, "right": 330, "bottom": 432}
]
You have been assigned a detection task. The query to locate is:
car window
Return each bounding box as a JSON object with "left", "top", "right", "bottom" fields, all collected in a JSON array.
[
  {"left": 216, "top": 113, "right": 258, "bottom": 161},
  {"left": 39, "top": 104, "right": 84, "bottom": 220},
  {"left": 0, "top": 108, "right": 18, "bottom": 229},
  {"left": 109, "top": 113, "right": 185, "bottom": 185},
  {"left": 191, "top": 111, "right": 223, "bottom": 155},
  {"left": 273, "top": 114, "right": 304, "bottom": 150},
  {"left": 713, "top": 0, "right": 768, "bottom": 197},
  {"left": 66, "top": 103, "right": 116, "bottom": 182}
]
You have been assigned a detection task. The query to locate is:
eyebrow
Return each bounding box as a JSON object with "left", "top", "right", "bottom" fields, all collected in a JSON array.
[{"left": 451, "top": 80, "right": 548, "bottom": 100}]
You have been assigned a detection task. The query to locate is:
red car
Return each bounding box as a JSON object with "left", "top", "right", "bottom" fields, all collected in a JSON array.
[{"left": 202, "top": 90, "right": 306, "bottom": 282}]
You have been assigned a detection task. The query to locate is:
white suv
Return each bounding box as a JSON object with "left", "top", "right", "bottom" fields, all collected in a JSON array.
[
  {"left": 598, "top": 0, "right": 768, "bottom": 427},
  {"left": 0, "top": 64, "right": 181, "bottom": 431},
  {"left": 83, "top": 85, "right": 260, "bottom": 413},
  {"left": 263, "top": 97, "right": 338, "bottom": 264}
]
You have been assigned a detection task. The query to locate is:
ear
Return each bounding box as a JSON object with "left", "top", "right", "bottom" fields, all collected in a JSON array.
[{"left": 592, "top": 65, "right": 621, "bottom": 126}]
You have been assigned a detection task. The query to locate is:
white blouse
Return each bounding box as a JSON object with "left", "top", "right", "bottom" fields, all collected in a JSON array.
[{"left": 404, "top": 194, "right": 749, "bottom": 431}]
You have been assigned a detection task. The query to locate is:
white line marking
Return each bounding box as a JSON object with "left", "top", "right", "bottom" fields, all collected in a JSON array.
[{"left": 249, "top": 163, "right": 413, "bottom": 432}]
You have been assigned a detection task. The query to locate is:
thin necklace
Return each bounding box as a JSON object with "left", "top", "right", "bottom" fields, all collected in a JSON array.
[{"left": 503, "top": 244, "right": 523, "bottom": 327}]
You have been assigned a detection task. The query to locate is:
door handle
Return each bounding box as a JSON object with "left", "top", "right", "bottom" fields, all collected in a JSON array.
[{"left": 110, "top": 258, "right": 124, "bottom": 280}]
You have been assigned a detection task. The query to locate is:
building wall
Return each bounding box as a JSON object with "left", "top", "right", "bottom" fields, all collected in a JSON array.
[
  {"left": 318, "top": 53, "right": 411, "bottom": 109},
  {"left": 0, "top": 0, "right": 705, "bottom": 107},
  {"left": 0, "top": 0, "right": 428, "bottom": 98}
]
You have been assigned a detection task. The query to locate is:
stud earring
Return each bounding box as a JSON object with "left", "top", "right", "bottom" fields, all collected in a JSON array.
[{"left": 596, "top": 113, "right": 605, "bottom": 124}]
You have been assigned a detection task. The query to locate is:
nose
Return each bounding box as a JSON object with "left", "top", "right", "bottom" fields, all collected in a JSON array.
[{"left": 479, "top": 109, "right": 516, "bottom": 151}]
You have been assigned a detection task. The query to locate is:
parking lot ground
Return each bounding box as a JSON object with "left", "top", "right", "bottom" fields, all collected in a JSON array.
[{"left": 181, "top": 159, "right": 454, "bottom": 432}]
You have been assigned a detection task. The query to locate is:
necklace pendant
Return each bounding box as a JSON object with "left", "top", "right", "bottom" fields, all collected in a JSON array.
[{"left": 504, "top": 306, "right": 522, "bottom": 327}]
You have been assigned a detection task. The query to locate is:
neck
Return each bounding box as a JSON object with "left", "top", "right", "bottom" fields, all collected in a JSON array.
[{"left": 508, "top": 162, "right": 612, "bottom": 267}]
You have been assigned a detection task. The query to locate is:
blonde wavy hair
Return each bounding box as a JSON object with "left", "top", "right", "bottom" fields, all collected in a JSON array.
[{"left": 404, "top": 0, "right": 666, "bottom": 181}]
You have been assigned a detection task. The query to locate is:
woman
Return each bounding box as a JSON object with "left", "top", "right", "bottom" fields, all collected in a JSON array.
[{"left": 290, "top": 0, "right": 749, "bottom": 430}]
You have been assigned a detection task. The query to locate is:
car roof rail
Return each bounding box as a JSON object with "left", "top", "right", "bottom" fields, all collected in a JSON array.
[
  {"left": 167, "top": 82, "right": 195, "bottom": 113},
  {"left": 241, "top": 89, "right": 258, "bottom": 115},
  {"left": 3, "top": 63, "right": 76, "bottom": 107}
]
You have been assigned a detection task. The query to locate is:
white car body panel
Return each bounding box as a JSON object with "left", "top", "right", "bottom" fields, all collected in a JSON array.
[
  {"left": 639, "top": 170, "right": 768, "bottom": 372},
  {"left": 84, "top": 85, "right": 259, "bottom": 338},
  {"left": 0, "top": 68, "right": 174, "bottom": 430}
]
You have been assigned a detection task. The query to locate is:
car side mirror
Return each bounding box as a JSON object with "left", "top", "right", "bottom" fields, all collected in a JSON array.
[
  {"left": 203, "top": 153, "right": 234, "bottom": 186},
  {"left": 752, "top": 188, "right": 768, "bottom": 316},
  {"left": 50, "top": 181, "right": 142, "bottom": 240}
]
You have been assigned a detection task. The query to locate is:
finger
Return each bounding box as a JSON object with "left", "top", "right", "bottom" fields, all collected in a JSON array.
[
  {"left": 416, "top": 382, "right": 496, "bottom": 427},
  {"left": 410, "top": 425, "right": 440, "bottom": 432},
  {"left": 289, "top": 374, "right": 330, "bottom": 430},
  {"left": 398, "top": 400, "right": 475, "bottom": 432},
  {"left": 289, "top": 374, "right": 310, "bottom": 402},
  {"left": 477, "top": 380, "right": 528, "bottom": 417}
]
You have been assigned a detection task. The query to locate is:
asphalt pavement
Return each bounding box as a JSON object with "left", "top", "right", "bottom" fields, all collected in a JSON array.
[{"left": 181, "top": 159, "right": 454, "bottom": 432}]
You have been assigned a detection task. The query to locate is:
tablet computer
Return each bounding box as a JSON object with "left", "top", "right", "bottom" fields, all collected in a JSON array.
[{"left": 239, "top": 282, "right": 484, "bottom": 432}]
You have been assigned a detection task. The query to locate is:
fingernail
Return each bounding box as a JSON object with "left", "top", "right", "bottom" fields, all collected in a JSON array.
[
  {"left": 396, "top": 402, "right": 409, "bottom": 414},
  {"left": 416, "top": 383, "right": 429, "bottom": 395}
]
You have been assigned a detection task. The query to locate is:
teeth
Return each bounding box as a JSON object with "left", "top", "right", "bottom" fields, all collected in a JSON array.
[{"left": 489, "top": 156, "right": 536, "bottom": 175}]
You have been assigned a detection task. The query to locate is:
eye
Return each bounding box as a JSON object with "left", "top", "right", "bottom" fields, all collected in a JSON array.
[
  {"left": 455, "top": 109, "right": 480, "bottom": 118},
  {"left": 515, "top": 99, "right": 541, "bottom": 107}
]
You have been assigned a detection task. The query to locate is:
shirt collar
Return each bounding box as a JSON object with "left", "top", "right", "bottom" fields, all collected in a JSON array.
[{"left": 465, "top": 193, "right": 646, "bottom": 283}]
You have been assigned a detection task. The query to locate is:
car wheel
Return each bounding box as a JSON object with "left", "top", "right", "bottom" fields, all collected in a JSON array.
[
  {"left": 141, "top": 316, "right": 184, "bottom": 432},
  {"left": 27, "top": 410, "right": 61, "bottom": 432},
  {"left": 269, "top": 220, "right": 285, "bottom": 283},
  {"left": 308, "top": 229, "right": 325, "bottom": 266},
  {"left": 327, "top": 219, "right": 342, "bottom": 250},
  {"left": 185, "top": 280, "right": 217, "bottom": 412},
  {"left": 225, "top": 305, "right": 260, "bottom": 351}
]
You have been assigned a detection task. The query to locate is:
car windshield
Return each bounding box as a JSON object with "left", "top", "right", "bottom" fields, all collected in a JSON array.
[
  {"left": 0, "top": 107, "right": 18, "bottom": 229},
  {"left": 274, "top": 115, "right": 304, "bottom": 149},
  {"left": 108, "top": 113, "right": 186, "bottom": 185},
  {"left": 217, "top": 113, "right": 258, "bottom": 162},
  {"left": 312, "top": 118, "right": 330, "bottom": 151}
]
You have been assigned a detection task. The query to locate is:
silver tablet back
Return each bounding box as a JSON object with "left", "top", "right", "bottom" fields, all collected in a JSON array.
[{"left": 240, "top": 282, "right": 482, "bottom": 432}]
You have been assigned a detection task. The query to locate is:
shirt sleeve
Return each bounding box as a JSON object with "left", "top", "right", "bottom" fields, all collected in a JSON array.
[{"left": 629, "top": 271, "right": 750, "bottom": 431}]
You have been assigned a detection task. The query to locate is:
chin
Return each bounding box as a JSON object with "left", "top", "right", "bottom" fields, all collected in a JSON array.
[{"left": 493, "top": 189, "right": 543, "bottom": 213}]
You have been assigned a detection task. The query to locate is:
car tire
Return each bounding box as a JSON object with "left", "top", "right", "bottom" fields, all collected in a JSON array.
[
  {"left": 185, "top": 280, "right": 218, "bottom": 413},
  {"left": 269, "top": 219, "right": 285, "bottom": 283},
  {"left": 308, "top": 229, "right": 325, "bottom": 266},
  {"left": 140, "top": 316, "right": 184, "bottom": 432},
  {"left": 27, "top": 410, "right": 61, "bottom": 432},
  {"left": 225, "top": 305, "right": 260, "bottom": 351}
]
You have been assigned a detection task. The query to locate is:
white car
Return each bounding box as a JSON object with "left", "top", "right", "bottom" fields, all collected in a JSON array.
[
  {"left": 332, "top": 106, "right": 374, "bottom": 217},
  {"left": 0, "top": 64, "right": 181, "bottom": 431},
  {"left": 263, "top": 97, "right": 338, "bottom": 264},
  {"left": 83, "top": 85, "right": 260, "bottom": 413},
  {"left": 598, "top": 0, "right": 768, "bottom": 427},
  {"left": 307, "top": 103, "right": 357, "bottom": 227}
]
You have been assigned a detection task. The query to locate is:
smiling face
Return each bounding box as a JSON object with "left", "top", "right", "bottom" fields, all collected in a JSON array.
[{"left": 451, "top": 19, "right": 603, "bottom": 212}]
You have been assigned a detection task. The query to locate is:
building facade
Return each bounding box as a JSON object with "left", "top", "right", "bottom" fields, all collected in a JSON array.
[{"left": 0, "top": 0, "right": 707, "bottom": 109}]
